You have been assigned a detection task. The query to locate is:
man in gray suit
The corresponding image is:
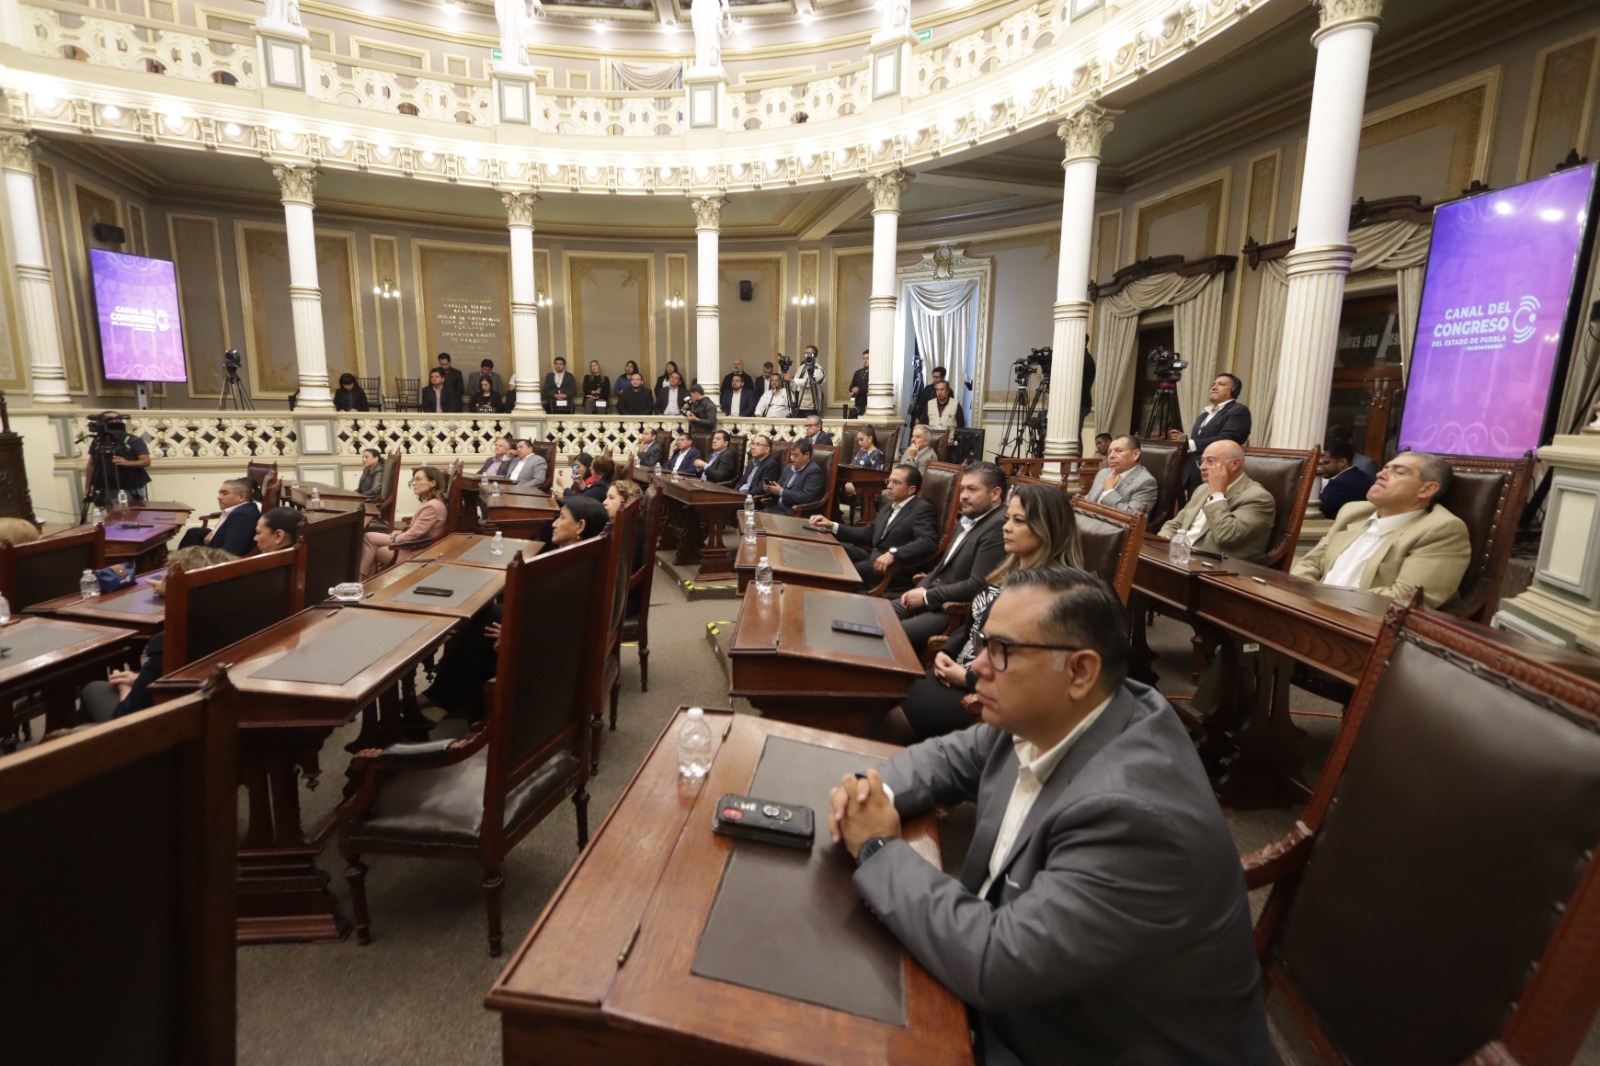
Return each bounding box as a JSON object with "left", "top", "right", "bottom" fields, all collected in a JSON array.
[
  {"left": 830, "top": 567, "right": 1272, "bottom": 1066},
  {"left": 1085, "top": 434, "right": 1158, "bottom": 515},
  {"left": 502, "top": 438, "right": 547, "bottom": 487}
]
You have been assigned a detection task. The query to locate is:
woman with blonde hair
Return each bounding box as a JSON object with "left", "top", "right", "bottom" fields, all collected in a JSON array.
[
  {"left": 0, "top": 517, "right": 41, "bottom": 546},
  {"left": 882, "top": 483, "right": 1083, "bottom": 742}
]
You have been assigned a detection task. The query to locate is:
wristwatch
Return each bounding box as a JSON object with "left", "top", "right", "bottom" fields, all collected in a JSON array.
[
  {"left": 888, "top": 547, "right": 898, "bottom": 556},
  {"left": 856, "top": 836, "right": 894, "bottom": 865}
]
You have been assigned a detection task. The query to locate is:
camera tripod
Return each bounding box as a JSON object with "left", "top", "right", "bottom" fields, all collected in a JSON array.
[
  {"left": 219, "top": 361, "right": 254, "bottom": 411},
  {"left": 998, "top": 371, "right": 1049, "bottom": 458},
  {"left": 79, "top": 437, "right": 126, "bottom": 521},
  {"left": 1142, "top": 380, "right": 1184, "bottom": 439}
]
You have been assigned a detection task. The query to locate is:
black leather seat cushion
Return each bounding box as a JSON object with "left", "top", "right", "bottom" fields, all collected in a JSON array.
[
  {"left": 1076, "top": 514, "right": 1128, "bottom": 592},
  {"left": 349, "top": 748, "right": 581, "bottom": 850}
]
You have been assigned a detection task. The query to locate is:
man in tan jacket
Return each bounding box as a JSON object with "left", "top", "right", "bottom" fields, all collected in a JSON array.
[
  {"left": 1293, "top": 451, "right": 1470, "bottom": 609},
  {"left": 1158, "top": 441, "right": 1276, "bottom": 562}
]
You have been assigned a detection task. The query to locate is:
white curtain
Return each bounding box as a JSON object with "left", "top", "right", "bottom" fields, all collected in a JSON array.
[
  {"left": 1253, "top": 219, "right": 1432, "bottom": 441},
  {"left": 906, "top": 279, "right": 979, "bottom": 416},
  {"left": 1091, "top": 271, "right": 1223, "bottom": 434},
  {"left": 612, "top": 60, "right": 682, "bottom": 91}
]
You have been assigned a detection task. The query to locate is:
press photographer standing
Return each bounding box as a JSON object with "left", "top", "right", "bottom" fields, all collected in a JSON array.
[
  {"left": 787, "top": 343, "right": 826, "bottom": 417},
  {"left": 84, "top": 410, "right": 151, "bottom": 508}
]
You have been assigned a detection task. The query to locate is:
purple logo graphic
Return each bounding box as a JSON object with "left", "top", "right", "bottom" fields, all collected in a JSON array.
[
  {"left": 90, "top": 249, "right": 188, "bottom": 383},
  {"left": 1399, "top": 163, "right": 1596, "bottom": 459}
]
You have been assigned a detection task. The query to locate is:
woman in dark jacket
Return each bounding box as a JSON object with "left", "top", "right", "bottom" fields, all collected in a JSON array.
[
  {"left": 471, "top": 375, "right": 502, "bottom": 413},
  {"left": 583, "top": 359, "right": 611, "bottom": 413},
  {"left": 334, "top": 373, "right": 370, "bottom": 412}
]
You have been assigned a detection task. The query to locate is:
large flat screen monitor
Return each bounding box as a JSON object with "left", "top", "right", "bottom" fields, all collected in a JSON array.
[
  {"left": 89, "top": 248, "right": 188, "bottom": 383},
  {"left": 1398, "top": 162, "right": 1598, "bottom": 459}
]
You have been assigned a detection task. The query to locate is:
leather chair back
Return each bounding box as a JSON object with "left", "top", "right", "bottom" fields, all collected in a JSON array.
[
  {"left": 794, "top": 445, "right": 838, "bottom": 519},
  {"left": 606, "top": 498, "right": 640, "bottom": 637},
  {"left": 689, "top": 428, "right": 713, "bottom": 459},
  {"left": 839, "top": 423, "right": 901, "bottom": 467},
  {"left": 0, "top": 525, "right": 105, "bottom": 609},
  {"left": 1241, "top": 445, "right": 1317, "bottom": 570},
  {"left": 247, "top": 461, "right": 280, "bottom": 510},
  {"left": 1071, "top": 497, "right": 1145, "bottom": 604},
  {"left": 439, "top": 459, "right": 467, "bottom": 536},
  {"left": 922, "top": 461, "right": 965, "bottom": 550},
  {"left": 926, "top": 427, "right": 951, "bottom": 461},
  {"left": 1434, "top": 451, "right": 1531, "bottom": 622},
  {"left": 1256, "top": 604, "right": 1600, "bottom": 1066},
  {"left": 529, "top": 441, "right": 558, "bottom": 491},
  {"left": 300, "top": 507, "right": 364, "bottom": 598},
  {"left": 163, "top": 542, "right": 307, "bottom": 673},
  {"left": 1135, "top": 437, "right": 1187, "bottom": 525},
  {"left": 374, "top": 449, "right": 404, "bottom": 529}
]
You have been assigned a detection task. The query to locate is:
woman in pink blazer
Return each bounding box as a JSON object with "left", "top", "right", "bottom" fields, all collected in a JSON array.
[{"left": 360, "top": 465, "right": 447, "bottom": 578}]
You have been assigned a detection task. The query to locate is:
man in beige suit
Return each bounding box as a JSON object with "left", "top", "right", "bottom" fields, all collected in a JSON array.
[
  {"left": 1158, "top": 441, "right": 1276, "bottom": 562},
  {"left": 1293, "top": 451, "right": 1470, "bottom": 609}
]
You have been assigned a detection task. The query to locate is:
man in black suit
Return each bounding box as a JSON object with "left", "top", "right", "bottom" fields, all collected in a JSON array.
[
  {"left": 542, "top": 357, "right": 578, "bottom": 414},
  {"left": 685, "top": 382, "right": 718, "bottom": 429},
  {"left": 802, "top": 415, "right": 833, "bottom": 447},
  {"left": 848, "top": 350, "right": 870, "bottom": 416},
  {"left": 811, "top": 463, "right": 939, "bottom": 590},
  {"left": 1316, "top": 438, "right": 1376, "bottom": 519},
  {"left": 896, "top": 461, "right": 1007, "bottom": 654},
  {"left": 721, "top": 372, "right": 757, "bottom": 417},
  {"left": 1170, "top": 372, "right": 1251, "bottom": 493},
  {"left": 721, "top": 359, "right": 752, "bottom": 399},
  {"left": 618, "top": 371, "right": 655, "bottom": 415},
  {"left": 694, "top": 429, "right": 738, "bottom": 484},
  {"left": 435, "top": 352, "right": 465, "bottom": 397},
  {"left": 179, "top": 477, "right": 260, "bottom": 555},
  {"left": 635, "top": 427, "right": 666, "bottom": 469},
  {"left": 732, "top": 433, "right": 780, "bottom": 496},
  {"left": 912, "top": 366, "right": 946, "bottom": 424},
  {"left": 763, "top": 440, "right": 825, "bottom": 516},
  {"left": 655, "top": 371, "right": 689, "bottom": 417},
  {"left": 421, "top": 367, "right": 462, "bottom": 413}
]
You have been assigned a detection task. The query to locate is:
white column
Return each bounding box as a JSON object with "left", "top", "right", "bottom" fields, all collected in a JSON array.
[
  {"left": 1042, "top": 105, "right": 1114, "bottom": 464},
  {"left": 1268, "top": 0, "right": 1383, "bottom": 450},
  {"left": 865, "top": 169, "right": 908, "bottom": 420},
  {"left": 691, "top": 194, "right": 724, "bottom": 400},
  {"left": 1, "top": 134, "right": 70, "bottom": 404},
  {"left": 503, "top": 191, "right": 541, "bottom": 414},
  {"left": 272, "top": 164, "right": 333, "bottom": 409}
]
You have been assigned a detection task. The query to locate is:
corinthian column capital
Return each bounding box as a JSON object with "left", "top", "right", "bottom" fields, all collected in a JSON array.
[
  {"left": 1314, "top": 0, "right": 1383, "bottom": 32},
  {"left": 272, "top": 163, "right": 317, "bottom": 206},
  {"left": 0, "top": 132, "right": 37, "bottom": 175},
  {"left": 690, "top": 194, "right": 725, "bottom": 231},
  {"left": 502, "top": 190, "right": 539, "bottom": 228},
  {"left": 1056, "top": 104, "right": 1115, "bottom": 164},
  {"left": 867, "top": 169, "right": 909, "bottom": 214}
]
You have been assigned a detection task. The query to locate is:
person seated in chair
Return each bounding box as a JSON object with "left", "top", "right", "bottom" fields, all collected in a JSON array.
[
  {"left": 334, "top": 372, "right": 370, "bottom": 412},
  {"left": 1086, "top": 434, "right": 1158, "bottom": 515},
  {"left": 502, "top": 438, "right": 548, "bottom": 488},
  {"left": 898, "top": 424, "right": 936, "bottom": 477},
  {"left": 721, "top": 371, "right": 756, "bottom": 417},
  {"left": 732, "top": 433, "right": 779, "bottom": 497},
  {"left": 1156, "top": 441, "right": 1275, "bottom": 562},
  {"left": 357, "top": 448, "right": 387, "bottom": 499},
  {"left": 617, "top": 372, "right": 655, "bottom": 416},
  {"left": 179, "top": 477, "right": 260, "bottom": 556},
  {"left": 360, "top": 466, "right": 447, "bottom": 579},
  {"left": 801, "top": 415, "right": 832, "bottom": 447},
  {"left": 655, "top": 370, "right": 689, "bottom": 417},
  {"left": 665, "top": 431, "right": 701, "bottom": 477},
  {"left": 476, "top": 437, "right": 514, "bottom": 480},
  {"left": 810, "top": 464, "right": 939, "bottom": 591},
  {"left": 694, "top": 430, "right": 738, "bottom": 484},
  {"left": 1293, "top": 451, "right": 1469, "bottom": 609},
  {"left": 560, "top": 454, "right": 614, "bottom": 505},
  {"left": 839, "top": 427, "right": 889, "bottom": 514},
  {"left": 762, "top": 441, "right": 824, "bottom": 516},
  {"left": 78, "top": 545, "right": 238, "bottom": 723},
  {"left": 254, "top": 506, "right": 305, "bottom": 554},
  {"left": 1315, "top": 438, "right": 1376, "bottom": 520},
  {"left": 896, "top": 462, "right": 1008, "bottom": 655},
  {"left": 0, "top": 517, "right": 40, "bottom": 546},
  {"left": 634, "top": 426, "right": 665, "bottom": 468},
  {"left": 605, "top": 479, "right": 647, "bottom": 615}
]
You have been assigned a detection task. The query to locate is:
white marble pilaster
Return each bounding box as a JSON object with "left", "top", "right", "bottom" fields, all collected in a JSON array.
[
  {"left": 865, "top": 169, "right": 908, "bottom": 420},
  {"left": 691, "top": 194, "right": 724, "bottom": 400},
  {"left": 1268, "top": 0, "right": 1383, "bottom": 449},
  {"left": 2, "top": 134, "right": 70, "bottom": 405},
  {"left": 503, "top": 191, "right": 541, "bottom": 413},
  {"left": 273, "top": 163, "right": 333, "bottom": 409}
]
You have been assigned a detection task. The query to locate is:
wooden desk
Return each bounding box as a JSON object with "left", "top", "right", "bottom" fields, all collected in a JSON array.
[
  {"left": 754, "top": 512, "right": 839, "bottom": 544},
  {"left": 285, "top": 483, "right": 366, "bottom": 513},
  {"left": 656, "top": 475, "right": 746, "bottom": 582},
  {"left": 115, "top": 501, "right": 194, "bottom": 523},
  {"left": 734, "top": 534, "right": 862, "bottom": 594},
  {"left": 62, "top": 518, "right": 181, "bottom": 572},
  {"left": 150, "top": 606, "right": 457, "bottom": 943},
  {"left": 356, "top": 561, "right": 506, "bottom": 620},
  {"left": 481, "top": 481, "right": 552, "bottom": 502},
  {"left": 487, "top": 710, "right": 971, "bottom": 1066},
  {"left": 27, "top": 574, "right": 167, "bottom": 636},
  {"left": 0, "top": 617, "right": 138, "bottom": 751},
  {"left": 412, "top": 532, "right": 547, "bottom": 569},
  {"left": 729, "top": 584, "right": 923, "bottom": 736}
]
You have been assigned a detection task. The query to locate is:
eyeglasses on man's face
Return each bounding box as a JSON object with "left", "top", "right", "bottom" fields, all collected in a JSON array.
[{"left": 972, "top": 631, "right": 1084, "bottom": 672}]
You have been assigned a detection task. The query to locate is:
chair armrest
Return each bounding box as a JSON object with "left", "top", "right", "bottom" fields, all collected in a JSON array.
[
  {"left": 941, "top": 600, "right": 968, "bottom": 618},
  {"left": 1240, "top": 822, "right": 1313, "bottom": 891},
  {"left": 926, "top": 634, "right": 950, "bottom": 657},
  {"left": 1459, "top": 1041, "right": 1526, "bottom": 1066},
  {"left": 196, "top": 511, "right": 221, "bottom": 528}
]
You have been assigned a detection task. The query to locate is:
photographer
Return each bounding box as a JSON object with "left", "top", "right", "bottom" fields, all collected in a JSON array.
[
  {"left": 85, "top": 410, "right": 151, "bottom": 505},
  {"left": 786, "top": 344, "right": 826, "bottom": 417}
]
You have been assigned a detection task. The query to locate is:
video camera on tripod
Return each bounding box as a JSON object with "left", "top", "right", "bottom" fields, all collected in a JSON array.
[
  {"left": 1012, "top": 346, "right": 1052, "bottom": 386},
  {"left": 1149, "top": 345, "right": 1188, "bottom": 385},
  {"left": 84, "top": 411, "right": 127, "bottom": 445},
  {"left": 1142, "top": 346, "right": 1190, "bottom": 438}
]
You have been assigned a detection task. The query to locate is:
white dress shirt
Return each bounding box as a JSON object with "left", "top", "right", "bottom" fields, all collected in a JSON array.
[
  {"left": 1184, "top": 492, "right": 1227, "bottom": 539},
  {"left": 977, "top": 695, "right": 1114, "bottom": 898},
  {"left": 507, "top": 455, "right": 531, "bottom": 482},
  {"left": 205, "top": 501, "right": 244, "bottom": 544},
  {"left": 1322, "top": 509, "right": 1426, "bottom": 589}
]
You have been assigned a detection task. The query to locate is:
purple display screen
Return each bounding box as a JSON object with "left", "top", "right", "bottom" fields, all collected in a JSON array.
[
  {"left": 1399, "top": 163, "right": 1597, "bottom": 459},
  {"left": 89, "top": 248, "right": 188, "bottom": 383}
]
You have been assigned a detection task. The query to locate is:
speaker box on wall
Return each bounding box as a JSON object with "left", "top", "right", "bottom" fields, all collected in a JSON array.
[
  {"left": 739, "top": 280, "right": 753, "bottom": 301},
  {"left": 92, "top": 223, "right": 127, "bottom": 245}
]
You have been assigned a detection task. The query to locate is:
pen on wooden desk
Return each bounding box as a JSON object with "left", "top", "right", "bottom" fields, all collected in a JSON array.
[
  {"left": 721, "top": 715, "right": 734, "bottom": 740},
  {"left": 616, "top": 920, "right": 641, "bottom": 967}
]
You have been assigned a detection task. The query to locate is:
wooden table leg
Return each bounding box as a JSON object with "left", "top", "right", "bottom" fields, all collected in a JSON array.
[
  {"left": 1209, "top": 647, "right": 1312, "bottom": 810},
  {"left": 694, "top": 505, "right": 740, "bottom": 582},
  {"left": 1128, "top": 592, "right": 1159, "bottom": 685}
]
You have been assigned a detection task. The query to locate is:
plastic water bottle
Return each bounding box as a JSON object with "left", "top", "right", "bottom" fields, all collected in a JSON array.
[
  {"left": 754, "top": 555, "right": 773, "bottom": 593},
  {"left": 0, "top": 593, "right": 10, "bottom": 625},
  {"left": 491, "top": 482, "right": 502, "bottom": 503},
  {"left": 89, "top": 504, "right": 105, "bottom": 525},
  {"left": 115, "top": 490, "right": 129, "bottom": 511},
  {"left": 742, "top": 514, "right": 757, "bottom": 546},
  {"left": 80, "top": 569, "right": 100, "bottom": 600},
  {"left": 308, "top": 486, "right": 321, "bottom": 508},
  {"left": 744, "top": 494, "right": 756, "bottom": 520},
  {"left": 677, "top": 707, "right": 713, "bottom": 779},
  {"left": 1168, "top": 528, "right": 1191, "bottom": 566},
  {"left": 490, "top": 530, "right": 505, "bottom": 557}
]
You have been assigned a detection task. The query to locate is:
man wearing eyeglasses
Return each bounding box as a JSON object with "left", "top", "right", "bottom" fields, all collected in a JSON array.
[
  {"left": 828, "top": 567, "right": 1271, "bottom": 1065},
  {"left": 1292, "top": 451, "right": 1469, "bottom": 609},
  {"left": 1156, "top": 440, "right": 1275, "bottom": 562}
]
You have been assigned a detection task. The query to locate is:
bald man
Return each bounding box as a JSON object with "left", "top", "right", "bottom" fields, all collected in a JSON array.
[{"left": 1157, "top": 441, "right": 1275, "bottom": 562}]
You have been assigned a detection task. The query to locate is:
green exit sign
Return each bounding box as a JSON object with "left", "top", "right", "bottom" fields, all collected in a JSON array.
[
  {"left": 915, "top": 28, "right": 931, "bottom": 43},
  {"left": 491, "top": 47, "right": 503, "bottom": 60}
]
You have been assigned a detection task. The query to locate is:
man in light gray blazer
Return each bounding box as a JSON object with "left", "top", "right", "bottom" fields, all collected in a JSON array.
[
  {"left": 831, "top": 567, "right": 1271, "bottom": 1066},
  {"left": 503, "top": 438, "right": 547, "bottom": 487},
  {"left": 1085, "top": 433, "right": 1158, "bottom": 515}
]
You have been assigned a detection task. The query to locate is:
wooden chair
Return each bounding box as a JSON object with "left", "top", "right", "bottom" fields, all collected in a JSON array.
[
  {"left": 600, "top": 497, "right": 641, "bottom": 762},
  {"left": 1241, "top": 445, "right": 1318, "bottom": 571},
  {"left": 356, "top": 375, "right": 384, "bottom": 411},
  {"left": 435, "top": 459, "right": 468, "bottom": 537},
  {"left": 368, "top": 448, "right": 404, "bottom": 531},
  {"left": 247, "top": 460, "right": 280, "bottom": 510},
  {"left": 921, "top": 461, "right": 965, "bottom": 554},
  {"left": 163, "top": 543, "right": 307, "bottom": 674},
  {"left": 0, "top": 524, "right": 105, "bottom": 610},
  {"left": 334, "top": 538, "right": 610, "bottom": 956},
  {"left": 1244, "top": 598, "right": 1600, "bottom": 1065},
  {"left": 0, "top": 667, "right": 237, "bottom": 1065},
  {"left": 1135, "top": 437, "right": 1187, "bottom": 526},
  {"left": 1000, "top": 457, "right": 1104, "bottom": 495},
  {"left": 299, "top": 507, "right": 364, "bottom": 599},
  {"left": 1072, "top": 497, "right": 1146, "bottom": 604},
  {"left": 622, "top": 483, "right": 665, "bottom": 692},
  {"left": 393, "top": 376, "right": 420, "bottom": 411},
  {"left": 1433, "top": 451, "right": 1532, "bottom": 623}
]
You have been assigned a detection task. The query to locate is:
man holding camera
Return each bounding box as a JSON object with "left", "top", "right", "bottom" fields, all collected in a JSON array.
[
  {"left": 787, "top": 344, "right": 826, "bottom": 417},
  {"left": 86, "top": 411, "right": 151, "bottom": 504}
]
